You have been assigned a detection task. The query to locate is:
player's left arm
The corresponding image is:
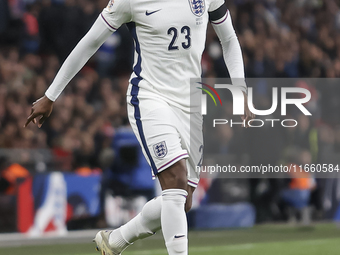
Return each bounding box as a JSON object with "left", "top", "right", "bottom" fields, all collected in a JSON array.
[{"left": 209, "top": 3, "right": 255, "bottom": 126}]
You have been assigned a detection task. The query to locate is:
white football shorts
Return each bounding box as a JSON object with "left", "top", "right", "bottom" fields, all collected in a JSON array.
[{"left": 127, "top": 94, "right": 203, "bottom": 188}]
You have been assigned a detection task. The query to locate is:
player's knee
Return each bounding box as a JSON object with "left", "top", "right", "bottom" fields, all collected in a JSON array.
[
  {"left": 162, "top": 171, "right": 187, "bottom": 189},
  {"left": 158, "top": 160, "right": 188, "bottom": 190},
  {"left": 171, "top": 174, "right": 187, "bottom": 190}
]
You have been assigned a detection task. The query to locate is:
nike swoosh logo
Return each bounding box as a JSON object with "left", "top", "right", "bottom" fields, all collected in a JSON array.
[
  {"left": 174, "top": 235, "right": 185, "bottom": 239},
  {"left": 145, "top": 9, "right": 161, "bottom": 16}
]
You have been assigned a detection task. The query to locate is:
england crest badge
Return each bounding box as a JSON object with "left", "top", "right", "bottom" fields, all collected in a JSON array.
[
  {"left": 188, "top": 0, "right": 206, "bottom": 17},
  {"left": 153, "top": 141, "right": 168, "bottom": 158}
]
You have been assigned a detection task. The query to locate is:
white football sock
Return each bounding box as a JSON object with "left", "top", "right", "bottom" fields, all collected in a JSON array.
[
  {"left": 161, "top": 189, "right": 188, "bottom": 255},
  {"left": 109, "top": 196, "right": 162, "bottom": 251}
]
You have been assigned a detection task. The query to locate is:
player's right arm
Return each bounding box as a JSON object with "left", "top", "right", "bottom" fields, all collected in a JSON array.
[{"left": 24, "top": 0, "right": 132, "bottom": 128}]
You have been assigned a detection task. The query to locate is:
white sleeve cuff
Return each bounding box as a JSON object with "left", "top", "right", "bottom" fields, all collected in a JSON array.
[{"left": 45, "top": 91, "right": 57, "bottom": 102}]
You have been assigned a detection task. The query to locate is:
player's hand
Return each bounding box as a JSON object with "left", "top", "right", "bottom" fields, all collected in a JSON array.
[
  {"left": 241, "top": 91, "right": 255, "bottom": 128},
  {"left": 24, "top": 95, "right": 54, "bottom": 128}
]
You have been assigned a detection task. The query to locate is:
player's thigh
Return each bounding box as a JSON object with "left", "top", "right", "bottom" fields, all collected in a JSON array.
[
  {"left": 157, "top": 159, "right": 188, "bottom": 190},
  {"left": 127, "top": 97, "right": 189, "bottom": 178}
]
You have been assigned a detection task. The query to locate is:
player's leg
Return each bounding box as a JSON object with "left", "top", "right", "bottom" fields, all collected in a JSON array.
[
  {"left": 94, "top": 183, "right": 195, "bottom": 255},
  {"left": 123, "top": 96, "right": 190, "bottom": 254},
  {"left": 157, "top": 107, "right": 201, "bottom": 255},
  {"left": 157, "top": 159, "right": 189, "bottom": 255},
  {"left": 117, "top": 182, "right": 195, "bottom": 243},
  {"left": 94, "top": 97, "right": 195, "bottom": 254}
]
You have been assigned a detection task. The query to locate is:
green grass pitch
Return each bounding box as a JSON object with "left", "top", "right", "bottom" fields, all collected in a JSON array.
[{"left": 1, "top": 223, "right": 340, "bottom": 255}]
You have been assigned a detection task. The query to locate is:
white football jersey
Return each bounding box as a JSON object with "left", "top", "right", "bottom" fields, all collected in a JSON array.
[{"left": 101, "top": 0, "right": 225, "bottom": 110}]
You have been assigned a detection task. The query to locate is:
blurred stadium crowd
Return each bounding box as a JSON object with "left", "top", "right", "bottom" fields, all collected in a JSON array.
[{"left": 1, "top": 0, "right": 340, "bottom": 227}]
